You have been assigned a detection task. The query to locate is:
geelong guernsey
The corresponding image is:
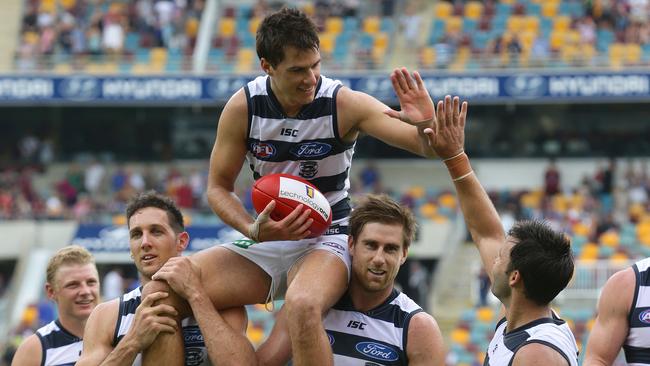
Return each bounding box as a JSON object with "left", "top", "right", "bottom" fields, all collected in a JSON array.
[
  {"left": 624, "top": 257, "right": 650, "bottom": 365},
  {"left": 35, "top": 319, "right": 83, "bottom": 366},
  {"left": 323, "top": 289, "right": 423, "bottom": 365},
  {"left": 244, "top": 75, "right": 355, "bottom": 221},
  {"left": 113, "top": 287, "right": 211, "bottom": 366},
  {"left": 484, "top": 312, "right": 578, "bottom": 366}
]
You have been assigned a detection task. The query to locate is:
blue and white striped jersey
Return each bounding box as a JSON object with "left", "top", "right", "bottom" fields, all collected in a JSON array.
[
  {"left": 484, "top": 311, "right": 578, "bottom": 366},
  {"left": 35, "top": 319, "right": 83, "bottom": 366},
  {"left": 323, "top": 289, "right": 423, "bottom": 365},
  {"left": 244, "top": 75, "right": 355, "bottom": 221},
  {"left": 113, "top": 287, "right": 211, "bottom": 366}
]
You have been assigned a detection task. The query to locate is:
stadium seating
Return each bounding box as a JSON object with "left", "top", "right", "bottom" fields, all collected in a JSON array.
[{"left": 14, "top": 0, "right": 650, "bottom": 73}]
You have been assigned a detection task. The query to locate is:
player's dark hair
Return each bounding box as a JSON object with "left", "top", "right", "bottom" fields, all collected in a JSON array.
[
  {"left": 349, "top": 194, "right": 417, "bottom": 250},
  {"left": 506, "top": 220, "right": 574, "bottom": 306},
  {"left": 126, "top": 190, "right": 185, "bottom": 233},
  {"left": 256, "top": 7, "right": 320, "bottom": 67}
]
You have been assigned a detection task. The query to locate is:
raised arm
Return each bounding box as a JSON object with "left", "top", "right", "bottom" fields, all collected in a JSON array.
[
  {"left": 338, "top": 68, "right": 436, "bottom": 158},
  {"left": 11, "top": 334, "right": 42, "bottom": 366},
  {"left": 426, "top": 95, "right": 504, "bottom": 280},
  {"left": 584, "top": 268, "right": 635, "bottom": 366},
  {"left": 406, "top": 312, "right": 446, "bottom": 366},
  {"left": 207, "top": 89, "right": 312, "bottom": 242},
  {"left": 152, "top": 256, "right": 258, "bottom": 365}
]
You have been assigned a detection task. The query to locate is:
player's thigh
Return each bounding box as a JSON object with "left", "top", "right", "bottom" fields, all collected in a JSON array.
[
  {"left": 286, "top": 249, "right": 348, "bottom": 311},
  {"left": 191, "top": 246, "right": 270, "bottom": 308}
]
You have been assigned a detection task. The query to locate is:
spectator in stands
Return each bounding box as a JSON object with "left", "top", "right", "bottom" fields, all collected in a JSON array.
[
  {"left": 359, "top": 160, "right": 382, "bottom": 193},
  {"left": 102, "top": 267, "right": 124, "bottom": 301},
  {"left": 477, "top": 266, "right": 491, "bottom": 307},
  {"left": 544, "top": 158, "right": 561, "bottom": 197},
  {"left": 11, "top": 246, "right": 100, "bottom": 366},
  {"left": 427, "top": 95, "right": 578, "bottom": 365}
]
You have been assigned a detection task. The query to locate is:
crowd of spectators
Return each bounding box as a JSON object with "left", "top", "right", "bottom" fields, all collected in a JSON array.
[
  {"left": 425, "top": 0, "right": 650, "bottom": 69},
  {"left": 16, "top": 0, "right": 204, "bottom": 71},
  {"left": 12, "top": 0, "right": 650, "bottom": 72}
]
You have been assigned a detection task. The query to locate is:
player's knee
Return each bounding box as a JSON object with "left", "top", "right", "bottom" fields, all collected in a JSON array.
[
  {"left": 142, "top": 280, "right": 191, "bottom": 318},
  {"left": 284, "top": 290, "right": 321, "bottom": 321}
]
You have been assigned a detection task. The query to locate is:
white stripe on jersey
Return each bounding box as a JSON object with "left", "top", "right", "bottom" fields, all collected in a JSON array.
[
  {"left": 628, "top": 327, "right": 650, "bottom": 348},
  {"left": 44, "top": 342, "right": 83, "bottom": 366},
  {"left": 636, "top": 286, "right": 650, "bottom": 308},
  {"left": 249, "top": 115, "right": 336, "bottom": 142}
]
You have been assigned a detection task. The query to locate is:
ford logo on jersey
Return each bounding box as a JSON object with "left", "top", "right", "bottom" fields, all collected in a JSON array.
[
  {"left": 355, "top": 342, "right": 399, "bottom": 361},
  {"left": 183, "top": 326, "right": 204, "bottom": 347},
  {"left": 290, "top": 142, "right": 332, "bottom": 158},
  {"left": 640, "top": 309, "right": 650, "bottom": 324},
  {"left": 327, "top": 332, "right": 335, "bottom": 345}
]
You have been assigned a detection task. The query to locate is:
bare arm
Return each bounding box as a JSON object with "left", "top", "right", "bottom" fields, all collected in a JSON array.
[
  {"left": 11, "top": 334, "right": 41, "bottom": 366},
  {"left": 584, "top": 268, "right": 634, "bottom": 366},
  {"left": 426, "top": 96, "right": 504, "bottom": 280},
  {"left": 513, "top": 342, "right": 571, "bottom": 366},
  {"left": 207, "top": 89, "right": 312, "bottom": 242},
  {"left": 77, "top": 293, "right": 178, "bottom": 366},
  {"left": 152, "top": 256, "right": 258, "bottom": 365},
  {"left": 338, "top": 68, "right": 436, "bottom": 158},
  {"left": 406, "top": 312, "right": 446, "bottom": 366}
]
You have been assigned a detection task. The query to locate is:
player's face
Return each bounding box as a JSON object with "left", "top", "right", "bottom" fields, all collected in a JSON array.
[
  {"left": 491, "top": 238, "right": 516, "bottom": 301},
  {"left": 264, "top": 46, "right": 321, "bottom": 112},
  {"left": 128, "top": 207, "right": 187, "bottom": 280},
  {"left": 350, "top": 222, "right": 407, "bottom": 294},
  {"left": 47, "top": 263, "right": 99, "bottom": 321}
]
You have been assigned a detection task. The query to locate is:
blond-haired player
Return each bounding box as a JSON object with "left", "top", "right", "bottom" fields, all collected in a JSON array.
[{"left": 12, "top": 245, "right": 100, "bottom": 366}]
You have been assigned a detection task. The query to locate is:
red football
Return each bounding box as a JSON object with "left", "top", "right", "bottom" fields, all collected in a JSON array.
[{"left": 251, "top": 173, "right": 332, "bottom": 238}]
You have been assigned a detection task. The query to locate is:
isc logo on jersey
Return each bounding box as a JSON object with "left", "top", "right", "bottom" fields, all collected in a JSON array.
[
  {"left": 278, "top": 177, "right": 330, "bottom": 221},
  {"left": 640, "top": 309, "right": 650, "bottom": 324},
  {"left": 355, "top": 342, "right": 399, "bottom": 362}
]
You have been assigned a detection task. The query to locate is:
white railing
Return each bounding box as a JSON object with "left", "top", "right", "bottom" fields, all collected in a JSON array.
[{"left": 562, "top": 259, "right": 634, "bottom": 300}]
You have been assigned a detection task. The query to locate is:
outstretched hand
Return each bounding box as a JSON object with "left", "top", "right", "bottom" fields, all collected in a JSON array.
[
  {"left": 424, "top": 95, "right": 468, "bottom": 159},
  {"left": 384, "top": 68, "right": 435, "bottom": 129}
]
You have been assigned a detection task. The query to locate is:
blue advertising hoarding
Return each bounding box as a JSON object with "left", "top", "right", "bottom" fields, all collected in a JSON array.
[
  {"left": 72, "top": 224, "right": 241, "bottom": 252},
  {"left": 1, "top": 71, "right": 649, "bottom": 104}
]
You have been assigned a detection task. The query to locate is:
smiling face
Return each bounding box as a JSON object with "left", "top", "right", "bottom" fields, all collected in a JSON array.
[
  {"left": 262, "top": 46, "right": 321, "bottom": 116},
  {"left": 128, "top": 206, "right": 188, "bottom": 280},
  {"left": 46, "top": 263, "right": 99, "bottom": 322},
  {"left": 349, "top": 222, "right": 407, "bottom": 295}
]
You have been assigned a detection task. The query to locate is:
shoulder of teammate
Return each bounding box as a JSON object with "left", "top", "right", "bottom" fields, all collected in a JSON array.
[
  {"left": 11, "top": 333, "right": 42, "bottom": 366},
  {"left": 513, "top": 342, "right": 571, "bottom": 366},
  {"left": 82, "top": 299, "right": 120, "bottom": 349},
  {"left": 215, "top": 88, "right": 248, "bottom": 143},
  {"left": 598, "top": 266, "right": 635, "bottom": 315},
  {"left": 219, "top": 88, "right": 248, "bottom": 121},
  {"left": 406, "top": 312, "right": 445, "bottom": 365}
]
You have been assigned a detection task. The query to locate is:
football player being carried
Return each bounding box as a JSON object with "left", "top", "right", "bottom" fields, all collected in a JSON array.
[{"left": 143, "top": 7, "right": 445, "bottom": 366}]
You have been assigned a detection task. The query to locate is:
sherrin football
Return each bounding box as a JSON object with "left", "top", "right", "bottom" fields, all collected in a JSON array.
[{"left": 251, "top": 173, "right": 332, "bottom": 238}]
